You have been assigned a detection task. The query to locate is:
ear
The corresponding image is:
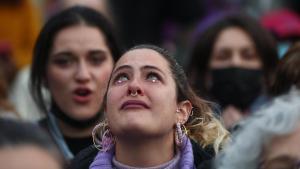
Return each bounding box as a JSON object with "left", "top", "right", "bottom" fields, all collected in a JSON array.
[{"left": 176, "top": 100, "right": 192, "bottom": 124}]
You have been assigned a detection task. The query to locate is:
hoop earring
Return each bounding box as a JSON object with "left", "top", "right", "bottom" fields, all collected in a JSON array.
[
  {"left": 175, "top": 122, "right": 188, "bottom": 147},
  {"left": 92, "top": 121, "right": 115, "bottom": 152}
]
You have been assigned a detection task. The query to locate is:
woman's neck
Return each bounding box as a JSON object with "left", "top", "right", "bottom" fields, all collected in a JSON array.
[
  {"left": 58, "top": 120, "right": 93, "bottom": 138},
  {"left": 115, "top": 133, "right": 175, "bottom": 167}
]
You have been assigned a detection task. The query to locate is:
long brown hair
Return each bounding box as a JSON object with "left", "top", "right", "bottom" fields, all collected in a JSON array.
[{"left": 100, "top": 44, "right": 229, "bottom": 153}]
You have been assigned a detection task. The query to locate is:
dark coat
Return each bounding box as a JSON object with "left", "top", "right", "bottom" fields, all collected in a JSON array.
[{"left": 70, "top": 140, "right": 215, "bottom": 169}]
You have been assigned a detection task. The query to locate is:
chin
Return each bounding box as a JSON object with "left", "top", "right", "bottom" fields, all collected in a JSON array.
[
  {"left": 71, "top": 109, "right": 99, "bottom": 120},
  {"left": 116, "top": 122, "right": 157, "bottom": 138}
]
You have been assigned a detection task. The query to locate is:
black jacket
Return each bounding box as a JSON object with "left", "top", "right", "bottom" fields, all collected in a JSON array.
[{"left": 70, "top": 140, "right": 215, "bottom": 169}]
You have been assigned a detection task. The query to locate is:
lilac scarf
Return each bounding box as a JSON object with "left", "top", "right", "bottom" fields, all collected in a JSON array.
[{"left": 90, "top": 136, "right": 195, "bottom": 169}]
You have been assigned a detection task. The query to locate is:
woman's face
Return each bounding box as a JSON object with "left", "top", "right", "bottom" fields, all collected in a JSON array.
[
  {"left": 106, "top": 49, "right": 181, "bottom": 138},
  {"left": 46, "top": 25, "right": 114, "bottom": 121},
  {"left": 0, "top": 145, "right": 62, "bottom": 169},
  {"left": 210, "top": 27, "right": 262, "bottom": 69},
  {"left": 262, "top": 123, "right": 300, "bottom": 168}
]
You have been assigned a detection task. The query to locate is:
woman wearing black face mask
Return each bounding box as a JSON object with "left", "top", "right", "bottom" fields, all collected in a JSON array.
[{"left": 186, "top": 13, "right": 278, "bottom": 130}]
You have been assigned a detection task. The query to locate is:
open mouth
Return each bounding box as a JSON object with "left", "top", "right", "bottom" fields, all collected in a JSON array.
[
  {"left": 75, "top": 89, "right": 91, "bottom": 96},
  {"left": 73, "top": 88, "right": 92, "bottom": 103}
]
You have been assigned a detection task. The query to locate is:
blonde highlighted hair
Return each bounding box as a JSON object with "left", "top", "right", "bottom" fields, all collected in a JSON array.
[
  {"left": 183, "top": 86, "right": 229, "bottom": 153},
  {"left": 94, "top": 44, "right": 229, "bottom": 153},
  {"left": 129, "top": 45, "right": 229, "bottom": 153}
]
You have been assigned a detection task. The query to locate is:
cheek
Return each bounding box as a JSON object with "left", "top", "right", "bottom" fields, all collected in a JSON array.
[
  {"left": 95, "top": 64, "right": 113, "bottom": 89},
  {"left": 248, "top": 58, "right": 263, "bottom": 69},
  {"left": 106, "top": 87, "right": 121, "bottom": 111},
  {"left": 46, "top": 69, "right": 71, "bottom": 110},
  {"left": 149, "top": 86, "right": 177, "bottom": 115},
  {"left": 106, "top": 85, "right": 126, "bottom": 111},
  {"left": 105, "top": 89, "right": 122, "bottom": 128},
  {"left": 46, "top": 67, "right": 70, "bottom": 94}
]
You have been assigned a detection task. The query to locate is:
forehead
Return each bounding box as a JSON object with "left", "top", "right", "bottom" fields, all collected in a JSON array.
[
  {"left": 214, "top": 27, "right": 254, "bottom": 48},
  {"left": 50, "top": 24, "right": 112, "bottom": 59},
  {"left": 53, "top": 25, "right": 107, "bottom": 48},
  {"left": 115, "top": 48, "right": 171, "bottom": 72}
]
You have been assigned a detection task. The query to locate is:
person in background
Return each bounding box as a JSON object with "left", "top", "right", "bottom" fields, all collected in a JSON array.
[
  {"left": 0, "top": 0, "right": 41, "bottom": 70},
  {"left": 0, "top": 118, "right": 63, "bottom": 169},
  {"left": 71, "top": 44, "right": 229, "bottom": 169},
  {"left": 9, "top": 0, "right": 118, "bottom": 122},
  {"left": 3, "top": 0, "right": 42, "bottom": 121},
  {"left": 9, "top": 66, "right": 46, "bottom": 121},
  {"left": 0, "top": 69, "right": 19, "bottom": 119},
  {"left": 186, "top": 13, "right": 278, "bottom": 129},
  {"left": 0, "top": 43, "right": 19, "bottom": 119},
  {"left": 215, "top": 44, "right": 300, "bottom": 169},
  {"left": 30, "top": 6, "right": 122, "bottom": 161}
]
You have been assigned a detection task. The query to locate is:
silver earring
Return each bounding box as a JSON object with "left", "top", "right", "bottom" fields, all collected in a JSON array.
[
  {"left": 92, "top": 122, "right": 115, "bottom": 152},
  {"left": 175, "top": 122, "right": 188, "bottom": 147}
]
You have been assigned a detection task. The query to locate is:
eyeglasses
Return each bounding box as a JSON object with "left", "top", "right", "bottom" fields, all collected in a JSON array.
[{"left": 259, "top": 155, "right": 300, "bottom": 169}]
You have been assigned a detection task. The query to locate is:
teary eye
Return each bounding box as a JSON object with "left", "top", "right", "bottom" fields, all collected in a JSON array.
[
  {"left": 114, "top": 73, "right": 129, "bottom": 85},
  {"left": 146, "top": 72, "right": 161, "bottom": 83}
]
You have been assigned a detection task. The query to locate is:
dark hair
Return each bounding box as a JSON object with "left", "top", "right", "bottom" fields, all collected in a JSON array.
[
  {"left": 186, "top": 14, "right": 278, "bottom": 96},
  {"left": 270, "top": 44, "right": 300, "bottom": 96},
  {"left": 0, "top": 118, "right": 64, "bottom": 166},
  {"left": 103, "top": 44, "right": 228, "bottom": 152},
  {"left": 30, "top": 6, "right": 122, "bottom": 112},
  {"left": 0, "top": 119, "right": 54, "bottom": 149}
]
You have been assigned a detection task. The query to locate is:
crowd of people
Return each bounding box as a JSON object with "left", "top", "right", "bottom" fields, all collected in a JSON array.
[{"left": 1, "top": 0, "right": 300, "bottom": 169}]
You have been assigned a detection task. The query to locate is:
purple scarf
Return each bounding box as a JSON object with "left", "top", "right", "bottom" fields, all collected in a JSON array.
[{"left": 89, "top": 136, "right": 195, "bottom": 169}]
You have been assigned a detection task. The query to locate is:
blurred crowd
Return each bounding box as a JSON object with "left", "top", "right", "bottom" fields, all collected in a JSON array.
[{"left": 0, "top": 0, "right": 300, "bottom": 169}]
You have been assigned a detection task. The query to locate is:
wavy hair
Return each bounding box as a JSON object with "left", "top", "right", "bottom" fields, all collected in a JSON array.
[{"left": 95, "top": 44, "right": 229, "bottom": 153}]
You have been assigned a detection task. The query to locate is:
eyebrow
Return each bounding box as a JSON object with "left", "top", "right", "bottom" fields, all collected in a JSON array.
[
  {"left": 142, "top": 65, "right": 166, "bottom": 76},
  {"left": 88, "top": 50, "right": 107, "bottom": 55},
  {"left": 112, "top": 65, "right": 166, "bottom": 77},
  {"left": 112, "top": 65, "right": 131, "bottom": 74},
  {"left": 51, "top": 49, "right": 107, "bottom": 57},
  {"left": 51, "top": 51, "right": 72, "bottom": 57}
]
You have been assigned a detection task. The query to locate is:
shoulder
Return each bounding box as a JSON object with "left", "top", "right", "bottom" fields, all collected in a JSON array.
[
  {"left": 69, "top": 145, "right": 98, "bottom": 169},
  {"left": 191, "top": 140, "right": 215, "bottom": 169}
]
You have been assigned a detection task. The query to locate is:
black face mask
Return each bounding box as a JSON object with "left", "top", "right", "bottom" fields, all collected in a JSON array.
[
  {"left": 51, "top": 102, "right": 103, "bottom": 129},
  {"left": 209, "top": 67, "right": 263, "bottom": 111}
]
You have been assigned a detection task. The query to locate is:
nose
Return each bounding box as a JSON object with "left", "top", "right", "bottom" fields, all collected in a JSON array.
[
  {"left": 230, "top": 52, "right": 243, "bottom": 67},
  {"left": 75, "top": 61, "right": 91, "bottom": 83},
  {"left": 127, "top": 78, "right": 144, "bottom": 97}
]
